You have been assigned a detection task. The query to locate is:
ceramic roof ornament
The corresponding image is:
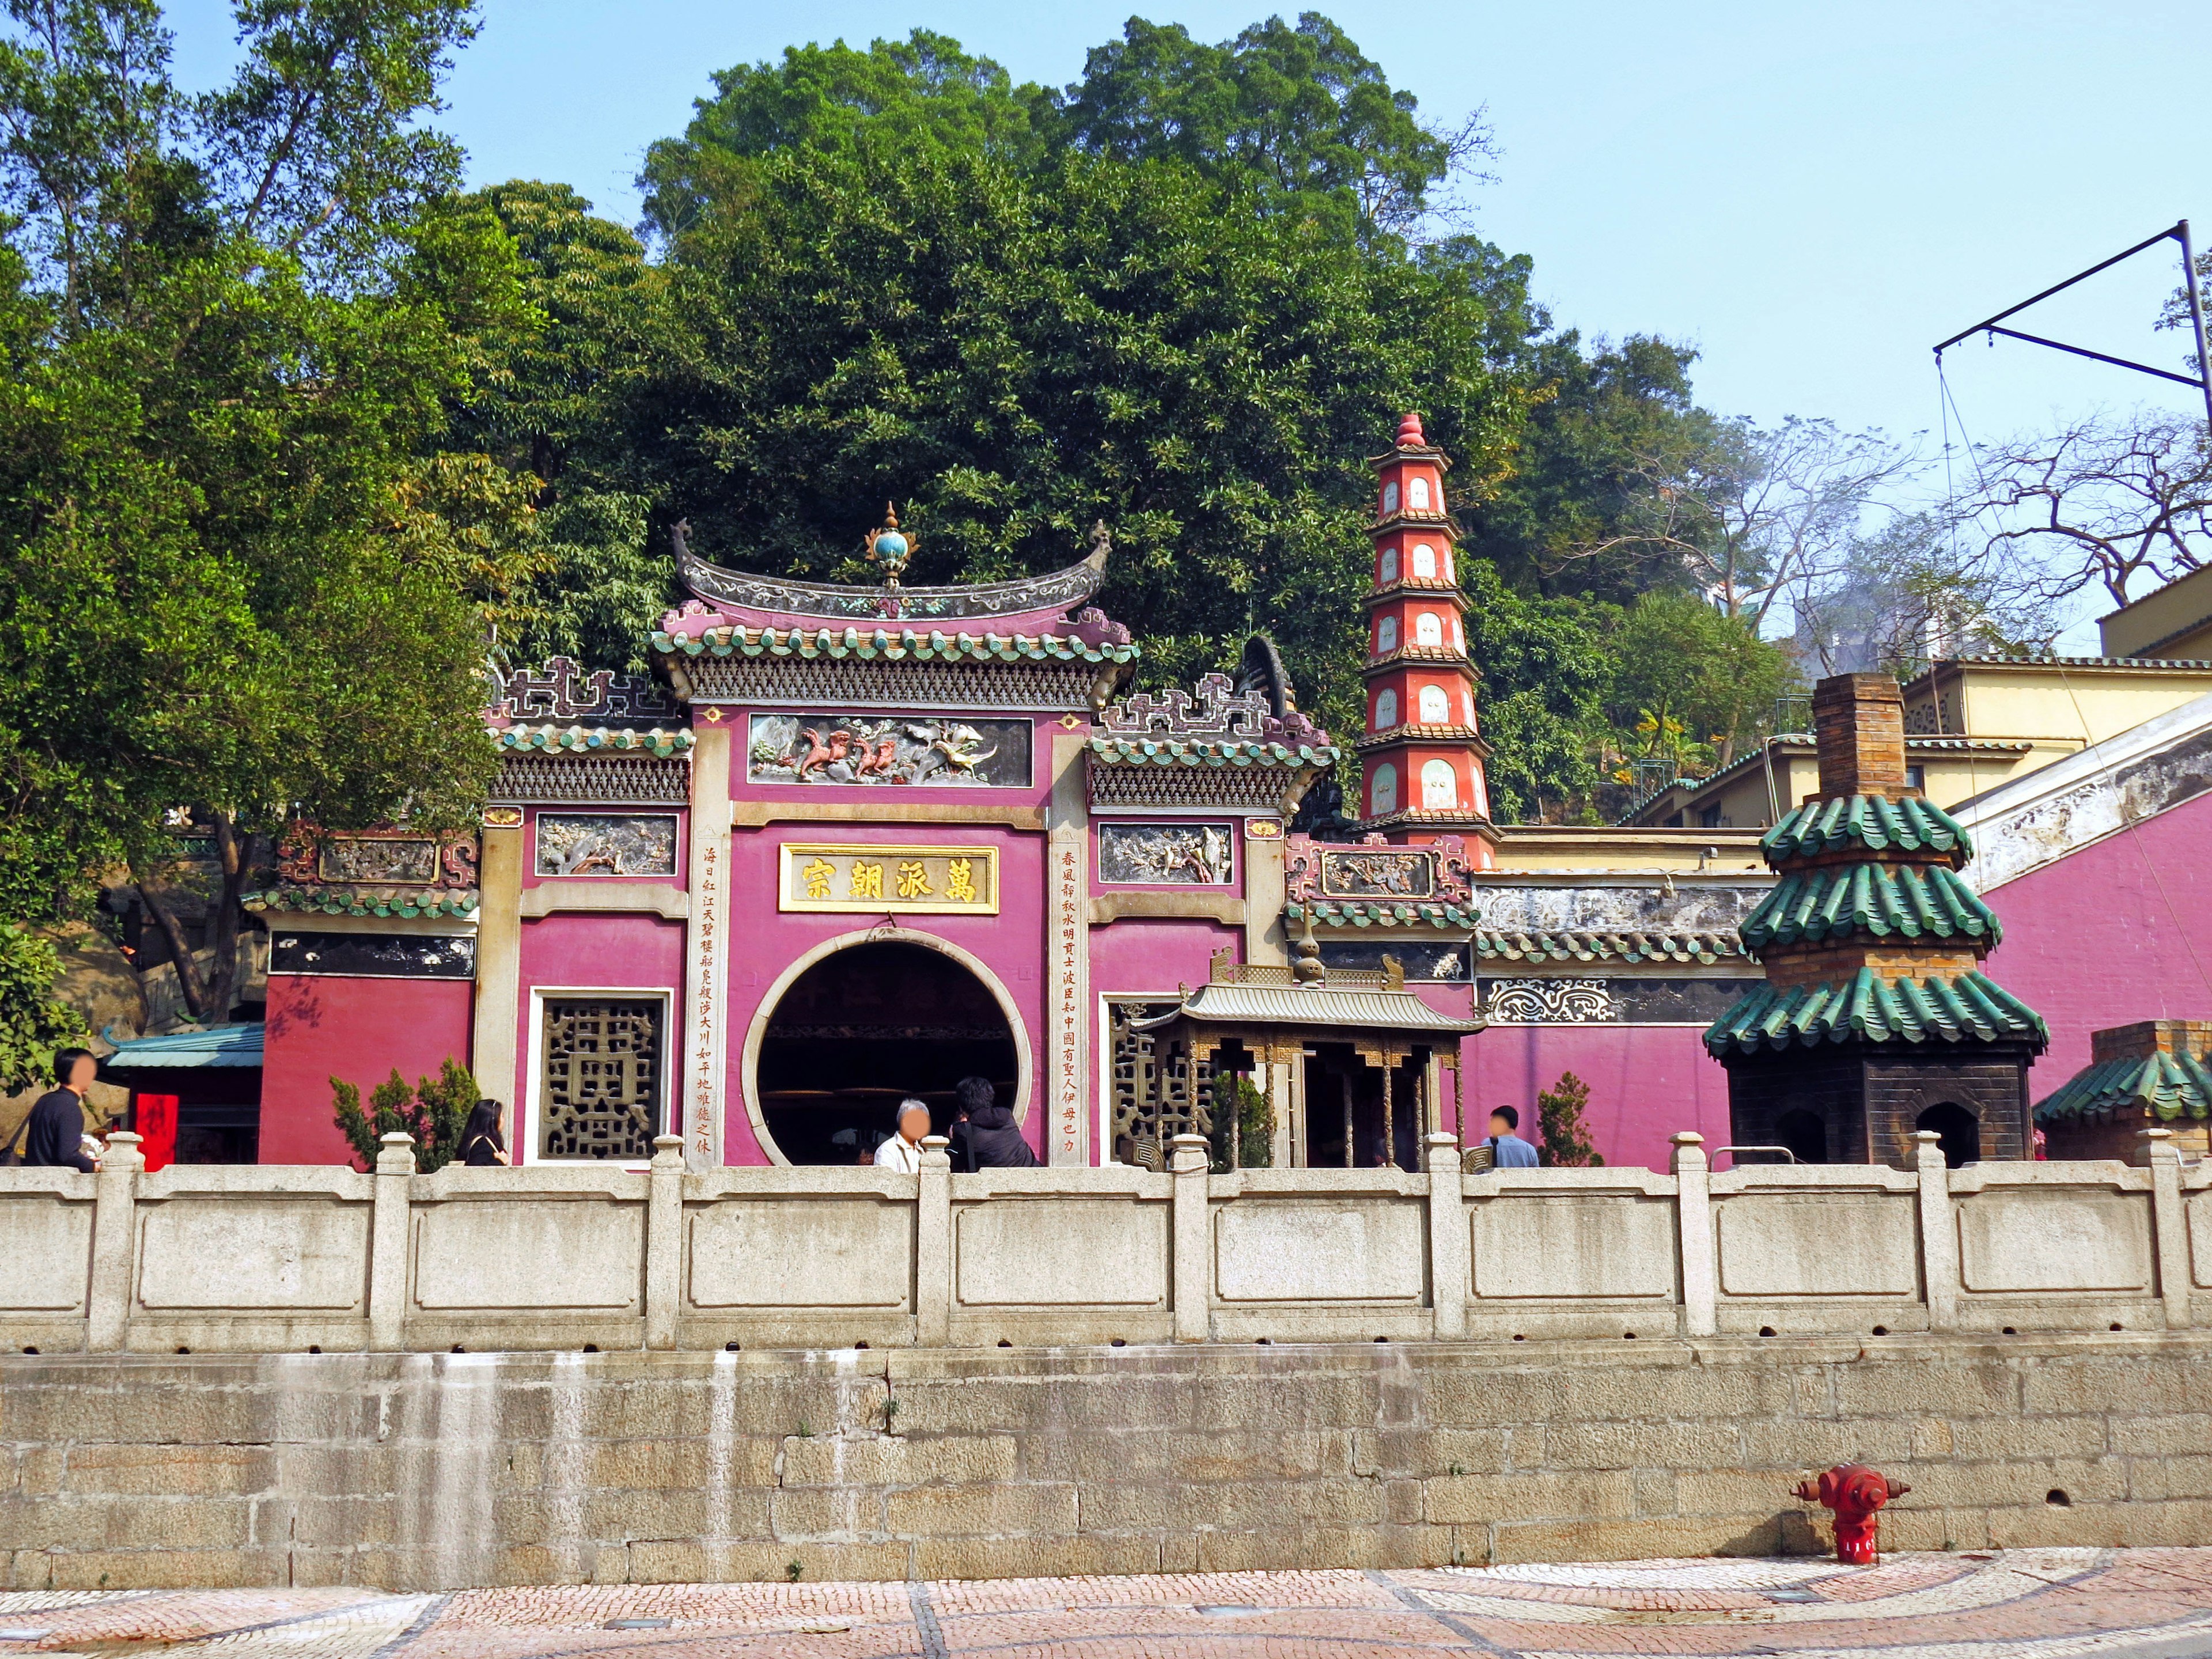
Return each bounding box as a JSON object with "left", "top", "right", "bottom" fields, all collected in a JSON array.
[{"left": 863, "top": 502, "right": 915, "bottom": 586}]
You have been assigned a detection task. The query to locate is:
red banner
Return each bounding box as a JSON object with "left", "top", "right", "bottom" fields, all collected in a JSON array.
[{"left": 134, "top": 1093, "right": 178, "bottom": 1172}]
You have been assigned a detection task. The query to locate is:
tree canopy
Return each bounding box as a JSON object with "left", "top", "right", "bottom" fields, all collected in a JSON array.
[
  {"left": 0, "top": 0, "right": 541, "bottom": 1017},
  {"left": 0, "top": 0, "right": 1825, "bottom": 1043}
]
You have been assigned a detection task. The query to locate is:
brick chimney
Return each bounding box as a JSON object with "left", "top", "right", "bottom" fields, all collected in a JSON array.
[
  {"left": 1812, "top": 672, "right": 1907, "bottom": 800},
  {"left": 2090, "top": 1020, "right": 2212, "bottom": 1066}
]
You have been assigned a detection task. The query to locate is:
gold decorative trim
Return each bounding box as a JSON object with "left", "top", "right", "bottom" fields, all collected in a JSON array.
[
  {"left": 777, "top": 843, "right": 999, "bottom": 915},
  {"left": 733, "top": 801, "right": 1046, "bottom": 831}
]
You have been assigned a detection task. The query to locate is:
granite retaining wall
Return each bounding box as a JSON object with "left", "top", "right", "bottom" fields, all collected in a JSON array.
[{"left": 2, "top": 1336, "right": 2206, "bottom": 1590}]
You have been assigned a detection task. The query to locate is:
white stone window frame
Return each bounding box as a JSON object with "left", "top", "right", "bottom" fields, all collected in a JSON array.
[{"left": 522, "top": 984, "right": 674, "bottom": 1169}]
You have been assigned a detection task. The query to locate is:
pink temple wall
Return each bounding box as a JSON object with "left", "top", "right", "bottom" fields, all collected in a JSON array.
[
  {"left": 1458, "top": 1024, "right": 1732, "bottom": 1173},
  {"left": 1980, "top": 791, "right": 2212, "bottom": 1097},
  {"left": 512, "top": 911, "right": 687, "bottom": 1165},
  {"left": 720, "top": 825, "right": 1050, "bottom": 1165},
  {"left": 259, "top": 974, "right": 476, "bottom": 1166}
]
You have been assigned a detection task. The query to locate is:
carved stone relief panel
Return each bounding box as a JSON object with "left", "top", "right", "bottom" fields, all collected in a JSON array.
[
  {"left": 535, "top": 814, "right": 679, "bottom": 878},
  {"left": 1319, "top": 848, "right": 1434, "bottom": 899},
  {"left": 1097, "top": 823, "right": 1235, "bottom": 885},
  {"left": 316, "top": 835, "right": 438, "bottom": 885},
  {"left": 747, "top": 714, "right": 1032, "bottom": 787},
  {"left": 270, "top": 931, "right": 477, "bottom": 979}
]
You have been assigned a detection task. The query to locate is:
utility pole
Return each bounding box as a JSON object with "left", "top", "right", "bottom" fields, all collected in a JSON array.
[{"left": 2180, "top": 220, "right": 2212, "bottom": 438}]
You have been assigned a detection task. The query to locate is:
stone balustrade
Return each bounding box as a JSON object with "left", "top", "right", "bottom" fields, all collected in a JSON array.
[{"left": 0, "top": 1128, "right": 2197, "bottom": 1355}]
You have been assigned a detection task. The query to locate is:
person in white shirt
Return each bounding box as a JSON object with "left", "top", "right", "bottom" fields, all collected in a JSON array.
[{"left": 873, "top": 1100, "right": 931, "bottom": 1173}]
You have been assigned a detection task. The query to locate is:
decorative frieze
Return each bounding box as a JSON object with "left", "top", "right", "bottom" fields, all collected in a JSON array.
[
  {"left": 1483, "top": 978, "right": 1615, "bottom": 1024},
  {"left": 679, "top": 655, "right": 1114, "bottom": 713},
  {"left": 277, "top": 827, "right": 478, "bottom": 892},
  {"left": 667, "top": 520, "right": 1112, "bottom": 623},
  {"left": 493, "top": 656, "right": 681, "bottom": 726},
  {"left": 270, "top": 931, "right": 477, "bottom": 979},
  {"left": 536, "top": 815, "right": 679, "bottom": 878},
  {"left": 1087, "top": 766, "right": 1297, "bottom": 813},
  {"left": 1097, "top": 824, "right": 1235, "bottom": 885},
  {"left": 747, "top": 714, "right": 1031, "bottom": 789},
  {"left": 1471, "top": 974, "right": 1774, "bottom": 1025},
  {"left": 491, "top": 754, "right": 690, "bottom": 805}
]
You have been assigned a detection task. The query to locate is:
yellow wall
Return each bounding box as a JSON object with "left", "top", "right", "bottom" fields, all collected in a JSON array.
[{"left": 2101, "top": 563, "right": 2212, "bottom": 660}]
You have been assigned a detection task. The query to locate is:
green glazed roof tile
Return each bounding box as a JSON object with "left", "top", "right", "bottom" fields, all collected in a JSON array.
[
  {"left": 1089, "top": 736, "right": 1342, "bottom": 768},
  {"left": 493, "top": 724, "right": 694, "bottom": 757},
  {"left": 2035, "top": 1050, "right": 2212, "bottom": 1126},
  {"left": 1740, "top": 862, "right": 2001, "bottom": 953},
  {"left": 1286, "top": 900, "right": 1482, "bottom": 930},
  {"left": 652, "top": 623, "right": 1140, "bottom": 667},
  {"left": 1762, "top": 794, "right": 1971, "bottom": 866},
  {"left": 1705, "top": 967, "right": 2047, "bottom": 1056},
  {"left": 244, "top": 886, "right": 480, "bottom": 920},
  {"left": 1474, "top": 927, "right": 1744, "bottom": 964}
]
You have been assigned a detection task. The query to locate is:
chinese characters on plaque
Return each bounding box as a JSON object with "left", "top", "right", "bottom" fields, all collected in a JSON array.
[{"left": 775, "top": 843, "right": 999, "bottom": 915}]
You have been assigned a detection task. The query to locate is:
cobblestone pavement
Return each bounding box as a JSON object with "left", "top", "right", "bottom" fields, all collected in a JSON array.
[{"left": 3, "top": 1551, "right": 2212, "bottom": 1656}]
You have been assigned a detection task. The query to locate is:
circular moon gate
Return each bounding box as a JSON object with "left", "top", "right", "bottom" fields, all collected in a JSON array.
[{"left": 752, "top": 940, "right": 1019, "bottom": 1165}]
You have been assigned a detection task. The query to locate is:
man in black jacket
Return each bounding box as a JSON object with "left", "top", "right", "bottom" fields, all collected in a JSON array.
[
  {"left": 949, "top": 1075, "right": 1037, "bottom": 1170},
  {"left": 21, "top": 1048, "right": 100, "bottom": 1172}
]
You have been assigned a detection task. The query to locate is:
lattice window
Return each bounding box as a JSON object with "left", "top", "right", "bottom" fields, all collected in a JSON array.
[
  {"left": 1106, "top": 999, "right": 1213, "bottom": 1169},
  {"left": 539, "top": 998, "right": 664, "bottom": 1160}
]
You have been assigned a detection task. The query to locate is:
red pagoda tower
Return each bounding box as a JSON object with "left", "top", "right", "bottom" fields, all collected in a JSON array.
[{"left": 1355, "top": 412, "right": 1498, "bottom": 866}]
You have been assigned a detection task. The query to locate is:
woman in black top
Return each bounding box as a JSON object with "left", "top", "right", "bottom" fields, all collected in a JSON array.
[{"left": 460, "top": 1099, "right": 509, "bottom": 1166}]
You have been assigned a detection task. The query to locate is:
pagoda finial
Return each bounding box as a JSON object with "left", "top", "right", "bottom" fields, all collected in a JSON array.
[{"left": 1395, "top": 411, "right": 1426, "bottom": 448}]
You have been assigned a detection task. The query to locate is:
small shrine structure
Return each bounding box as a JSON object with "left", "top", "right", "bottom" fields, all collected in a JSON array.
[
  {"left": 1706, "top": 673, "right": 2048, "bottom": 1166},
  {"left": 2035, "top": 1021, "right": 2212, "bottom": 1161}
]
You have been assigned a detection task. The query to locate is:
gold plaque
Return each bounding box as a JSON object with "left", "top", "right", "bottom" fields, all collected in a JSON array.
[
  {"left": 777, "top": 843, "right": 999, "bottom": 915},
  {"left": 483, "top": 806, "right": 525, "bottom": 828}
]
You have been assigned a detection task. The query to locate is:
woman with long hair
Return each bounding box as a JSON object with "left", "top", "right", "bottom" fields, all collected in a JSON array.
[{"left": 460, "top": 1099, "right": 509, "bottom": 1166}]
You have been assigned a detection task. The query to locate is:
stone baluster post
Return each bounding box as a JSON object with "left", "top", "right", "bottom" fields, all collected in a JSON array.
[
  {"left": 368, "top": 1132, "right": 415, "bottom": 1351},
  {"left": 1914, "top": 1130, "right": 1959, "bottom": 1332},
  {"left": 1170, "top": 1133, "right": 1211, "bottom": 1343},
  {"left": 2138, "top": 1127, "right": 2194, "bottom": 1331},
  {"left": 645, "top": 1134, "right": 686, "bottom": 1350},
  {"left": 1671, "top": 1132, "right": 1717, "bottom": 1339},
  {"left": 86, "top": 1131, "right": 143, "bottom": 1353},
  {"left": 916, "top": 1135, "right": 952, "bottom": 1347},
  {"left": 1424, "top": 1131, "right": 1467, "bottom": 1339}
]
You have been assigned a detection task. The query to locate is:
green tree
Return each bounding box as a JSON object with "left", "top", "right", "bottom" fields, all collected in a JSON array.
[
  {"left": 639, "top": 30, "right": 1051, "bottom": 238},
  {"left": 0, "top": 923, "right": 88, "bottom": 1096},
  {"left": 1535, "top": 1071, "right": 1602, "bottom": 1168},
  {"left": 1459, "top": 560, "right": 1607, "bottom": 821},
  {"left": 0, "top": 1, "right": 539, "bottom": 1022},
  {"left": 1604, "top": 591, "right": 1794, "bottom": 774},
  {"left": 1055, "top": 13, "right": 1487, "bottom": 241},
  {"left": 331, "top": 1055, "right": 478, "bottom": 1171},
  {"left": 623, "top": 138, "right": 1521, "bottom": 743}
]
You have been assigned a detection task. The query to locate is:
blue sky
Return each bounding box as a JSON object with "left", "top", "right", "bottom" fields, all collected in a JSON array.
[{"left": 166, "top": 0, "right": 2206, "bottom": 643}]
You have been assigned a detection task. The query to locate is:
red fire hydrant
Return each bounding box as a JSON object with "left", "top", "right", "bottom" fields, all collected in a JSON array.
[{"left": 1791, "top": 1464, "right": 1910, "bottom": 1565}]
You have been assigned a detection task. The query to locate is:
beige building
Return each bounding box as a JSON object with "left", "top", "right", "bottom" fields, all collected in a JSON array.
[
  {"left": 1623, "top": 653, "right": 2212, "bottom": 830},
  {"left": 2101, "top": 563, "right": 2212, "bottom": 661}
]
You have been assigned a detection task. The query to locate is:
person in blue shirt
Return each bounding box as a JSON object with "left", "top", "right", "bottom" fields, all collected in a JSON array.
[{"left": 1486, "top": 1106, "right": 1540, "bottom": 1168}]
